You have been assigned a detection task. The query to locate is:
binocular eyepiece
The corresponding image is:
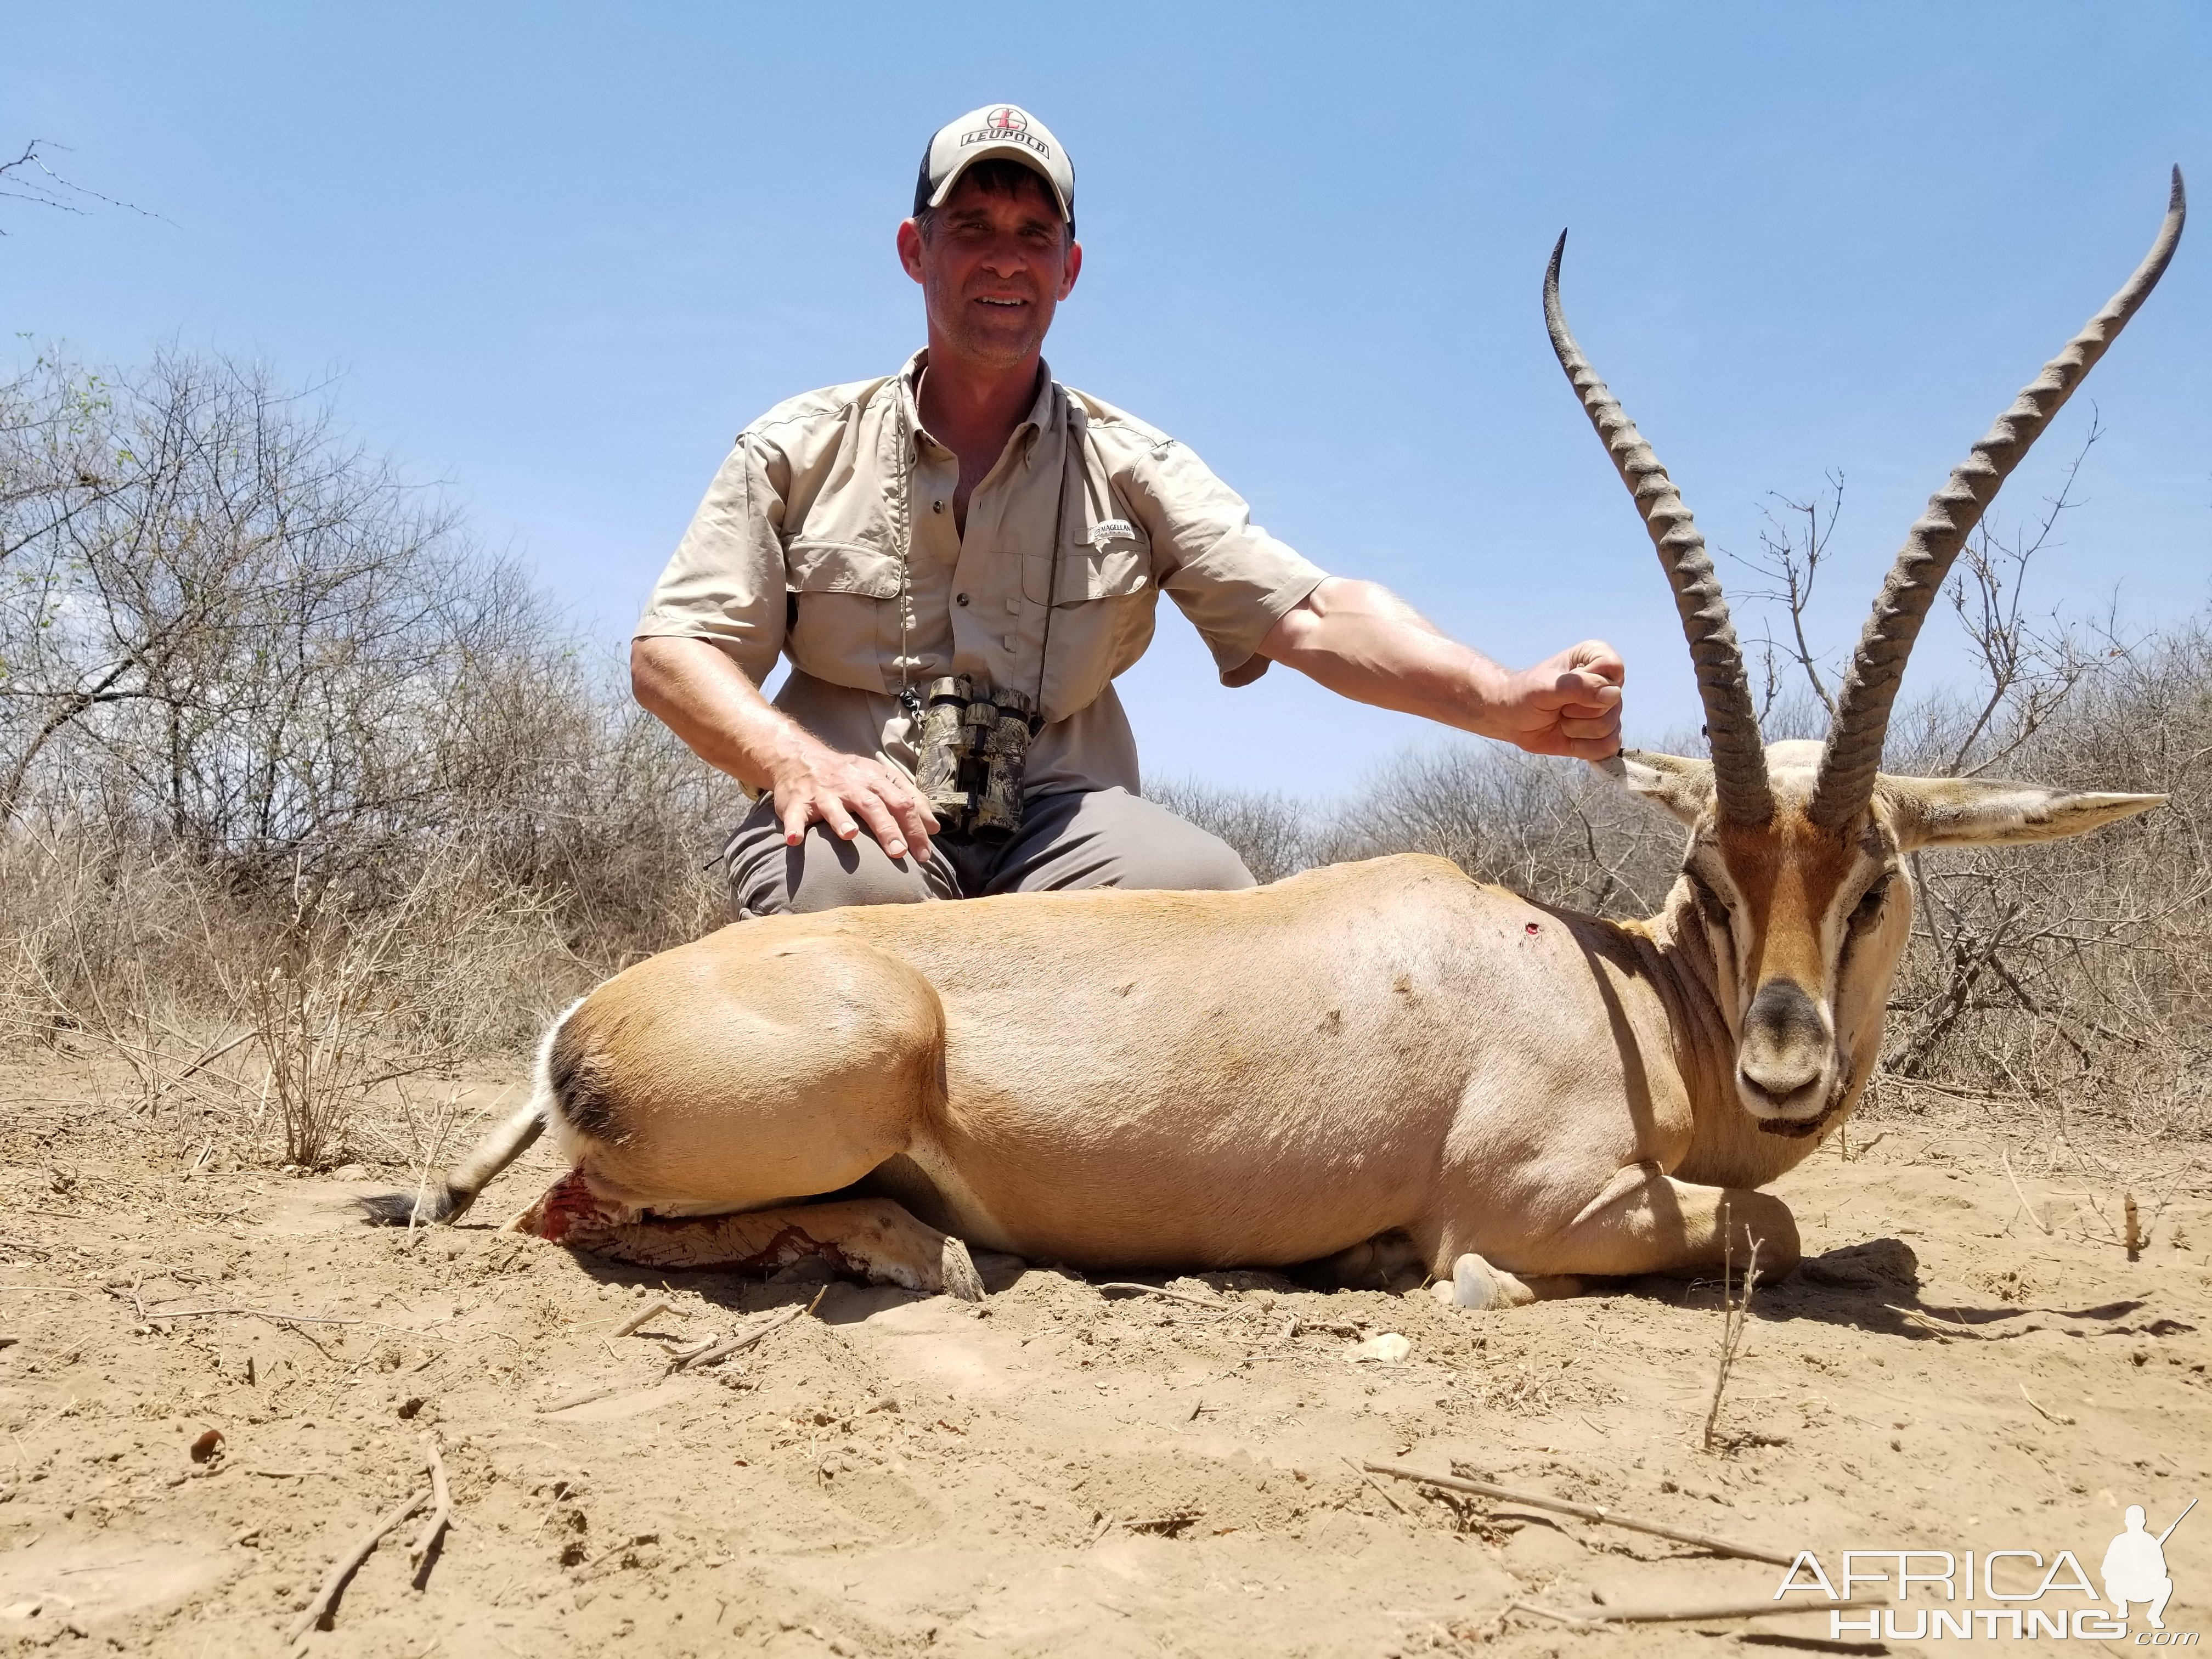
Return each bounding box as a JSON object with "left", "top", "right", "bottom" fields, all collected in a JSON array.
[{"left": 913, "top": 675, "right": 1039, "bottom": 840}]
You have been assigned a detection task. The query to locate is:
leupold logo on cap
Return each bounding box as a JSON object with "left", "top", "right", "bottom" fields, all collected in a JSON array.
[{"left": 960, "top": 106, "right": 1052, "bottom": 160}]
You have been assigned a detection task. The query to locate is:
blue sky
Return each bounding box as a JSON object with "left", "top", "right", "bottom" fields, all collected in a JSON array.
[{"left": 6, "top": 3, "right": 2207, "bottom": 795}]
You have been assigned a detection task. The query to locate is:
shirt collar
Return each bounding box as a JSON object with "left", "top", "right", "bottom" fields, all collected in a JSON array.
[{"left": 896, "top": 350, "right": 1059, "bottom": 458}]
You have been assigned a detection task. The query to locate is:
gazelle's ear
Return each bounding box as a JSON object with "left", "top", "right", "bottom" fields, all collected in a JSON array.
[
  {"left": 1882, "top": 776, "right": 2166, "bottom": 850},
  {"left": 1596, "top": 750, "right": 1713, "bottom": 827}
]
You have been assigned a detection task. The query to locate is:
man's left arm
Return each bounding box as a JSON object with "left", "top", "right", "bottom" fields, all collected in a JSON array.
[
  {"left": 1258, "top": 578, "right": 1623, "bottom": 761},
  {"left": 1119, "top": 425, "right": 1622, "bottom": 758}
]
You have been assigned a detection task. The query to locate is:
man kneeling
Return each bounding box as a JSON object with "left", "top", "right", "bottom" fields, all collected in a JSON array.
[{"left": 633, "top": 104, "right": 1623, "bottom": 914}]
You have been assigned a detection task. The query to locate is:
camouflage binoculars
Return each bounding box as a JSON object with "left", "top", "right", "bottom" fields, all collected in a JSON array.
[{"left": 913, "top": 675, "right": 1039, "bottom": 840}]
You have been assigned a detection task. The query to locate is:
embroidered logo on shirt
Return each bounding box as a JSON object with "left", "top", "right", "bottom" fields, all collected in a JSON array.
[{"left": 1087, "top": 518, "right": 1138, "bottom": 548}]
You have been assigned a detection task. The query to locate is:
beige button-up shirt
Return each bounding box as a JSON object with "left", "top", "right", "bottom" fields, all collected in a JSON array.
[{"left": 636, "top": 352, "right": 1328, "bottom": 798}]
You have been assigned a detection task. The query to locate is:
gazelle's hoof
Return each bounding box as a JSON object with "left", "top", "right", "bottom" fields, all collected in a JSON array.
[
  {"left": 1438, "top": 1252, "right": 1536, "bottom": 1310},
  {"left": 940, "top": 1236, "right": 985, "bottom": 1302}
]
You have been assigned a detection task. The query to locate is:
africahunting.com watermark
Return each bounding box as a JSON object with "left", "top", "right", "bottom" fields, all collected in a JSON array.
[{"left": 1777, "top": 1499, "right": 2196, "bottom": 1642}]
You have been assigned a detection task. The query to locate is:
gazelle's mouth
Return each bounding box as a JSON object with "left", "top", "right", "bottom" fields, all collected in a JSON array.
[
  {"left": 1747, "top": 1058, "right": 1853, "bottom": 1137},
  {"left": 1757, "top": 1099, "right": 1840, "bottom": 1139}
]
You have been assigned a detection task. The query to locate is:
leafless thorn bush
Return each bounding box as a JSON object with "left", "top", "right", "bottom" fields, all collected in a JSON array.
[{"left": 1, "top": 353, "right": 736, "bottom": 1165}]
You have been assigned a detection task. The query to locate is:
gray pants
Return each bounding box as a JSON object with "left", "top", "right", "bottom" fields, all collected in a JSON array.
[{"left": 726, "top": 786, "right": 1255, "bottom": 917}]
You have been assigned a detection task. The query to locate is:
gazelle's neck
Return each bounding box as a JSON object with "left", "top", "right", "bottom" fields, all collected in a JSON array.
[{"left": 1629, "top": 881, "right": 1847, "bottom": 1189}]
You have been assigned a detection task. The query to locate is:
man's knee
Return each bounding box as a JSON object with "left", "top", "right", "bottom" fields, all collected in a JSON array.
[
  {"left": 1127, "top": 822, "right": 1256, "bottom": 891},
  {"left": 731, "top": 820, "right": 933, "bottom": 916},
  {"left": 1009, "top": 789, "right": 1257, "bottom": 893},
  {"left": 789, "top": 832, "right": 934, "bottom": 912}
]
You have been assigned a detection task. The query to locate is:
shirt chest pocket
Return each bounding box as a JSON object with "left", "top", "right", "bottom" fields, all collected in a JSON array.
[
  {"left": 786, "top": 539, "right": 903, "bottom": 599},
  {"left": 783, "top": 539, "right": 905, "bottom": 693},
  {"left": 1020, "top": 524, "right": 1153, "bottom": 608}
]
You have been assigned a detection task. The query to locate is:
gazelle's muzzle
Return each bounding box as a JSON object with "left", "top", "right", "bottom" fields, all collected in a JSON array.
[{"left": 1735, "top": 977, "right": 1837, "bottom": 1125}]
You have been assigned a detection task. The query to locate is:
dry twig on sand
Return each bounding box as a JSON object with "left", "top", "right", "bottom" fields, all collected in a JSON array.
[
  {"left": 285, "top": 1487, "right": 429, "bottom": 1643},
  {"left": 1096, "top": 1282, "right": 1229, "bottom": 1310},
  {"left": 1508, "top": 1595, "right": 1890, "bottom": 1626},
  {"left": 669, "top": 1288, "right": 824, "bottom": 1375},
  {"left": 2002, "top": 1147, "right": 2055, "bottom": 1235},
  {"left": 2019, "top": 1384, "right": 2076, "bottom": 1426},
  {"left": 535, "top": 1384, "right": 619, "bottom": 1416},
  {"left": 145, "top": 1305, "right": 362, "bottom": 1329},
  {"left": 1361, "top": 1464, "right": 1793, "bottom": 1566},
  {"left": 612, "top": 1299, "right": 673, "bottom": 1338},
  {"left": 408, "top": 1435, "right": 452, "bottom": 1585},
  {"left": 1701, "top": 1220, "right": 1761, "bottom": 1452},
  {"left": 1344, "top": 1456, "right": 1409, "bottom": 1516}
]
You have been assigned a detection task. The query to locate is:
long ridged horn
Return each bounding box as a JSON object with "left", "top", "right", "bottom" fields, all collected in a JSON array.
[
  {"left": 1545, "top": 232, "right": 1774, "bottom": 824},
  {"left": 1809, "top": 167, "right": 2187, "bottom": 830}
]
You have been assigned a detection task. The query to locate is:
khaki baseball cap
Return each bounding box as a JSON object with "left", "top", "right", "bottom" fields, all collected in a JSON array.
[{"left": 912, "top": 104, "right": 1075, "bottom": 224}]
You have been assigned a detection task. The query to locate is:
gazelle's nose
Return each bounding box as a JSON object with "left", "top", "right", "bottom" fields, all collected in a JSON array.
[{"left": 1737, "top": 979, "right": 1831, "bottom": 1101}]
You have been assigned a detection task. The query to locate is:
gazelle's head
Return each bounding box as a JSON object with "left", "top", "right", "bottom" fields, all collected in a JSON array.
[
  {"left": 1605, "top": 743, "right": 2159, "bottom": 1133},
  {"left": 1546, "top": 170, "right": 2185, "bottom": 1137}
]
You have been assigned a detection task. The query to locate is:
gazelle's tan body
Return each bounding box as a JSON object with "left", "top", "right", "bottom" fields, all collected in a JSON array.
[
  {"left": 523, "top": 743, "right": 2151, "bottom": 1304},
  {"left": 555, "top": 851, "right": 1774, "bottom": 1286},
  {"left": 368, "top": 171, "right": 2182, "bottom": 1308}
]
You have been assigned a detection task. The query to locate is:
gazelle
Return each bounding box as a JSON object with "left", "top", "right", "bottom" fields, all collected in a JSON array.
[{"left": 368, "top": 172, "right": 2183, "bottom": 1310}]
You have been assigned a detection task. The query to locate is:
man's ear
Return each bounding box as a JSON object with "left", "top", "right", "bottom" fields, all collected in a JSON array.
[
  {"left": 1882, "top": 775, "right": 2166, "bottom": 849},
  {"left": 1596, "top": 750, "right": 1713, "bottom": 826}
]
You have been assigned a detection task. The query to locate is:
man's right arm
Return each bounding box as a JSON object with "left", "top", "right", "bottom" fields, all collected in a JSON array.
[{"left": 631, "top": 635, "right": 939, "bottom": 860}]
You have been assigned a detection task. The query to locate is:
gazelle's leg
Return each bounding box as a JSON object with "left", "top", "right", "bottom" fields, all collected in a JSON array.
[
  {"left": 1427, "top": 1164, "right": 1799, "bottom": 1309},
  {"left": 510, "top": 1172, "right": 983, "bottom": 1300}
]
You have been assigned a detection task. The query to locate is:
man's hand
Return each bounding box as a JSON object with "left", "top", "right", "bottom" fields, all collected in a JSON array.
[
  {"left": 1486, "top": 640, "right": 1624, "bottom": 760},
  {"left": 630, "top": 635, "right": 940, "bottom": 860},
  {"left": 1257, "top": 579, "right": 1627, "bottom": 761},
  {"left": 767, "top": 741, "right": 940, "bottom": 860}
]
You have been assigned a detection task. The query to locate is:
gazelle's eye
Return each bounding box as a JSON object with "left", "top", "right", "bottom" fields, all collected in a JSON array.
[
  {"left": 1685, "top": 870, "right": 1729, "bottom": 926},
  {"left": 1849, "top": 878, "right": 1892, "bottom": 930}
]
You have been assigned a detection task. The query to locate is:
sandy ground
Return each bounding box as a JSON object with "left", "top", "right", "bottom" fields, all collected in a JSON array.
[{"left": 1, "top": 1065, "right": 2208, "bottom": 1657}]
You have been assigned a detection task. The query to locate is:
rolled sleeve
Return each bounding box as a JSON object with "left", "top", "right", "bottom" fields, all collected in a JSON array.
[
  {"left": 1129, "top": 437, "right": 1328, "bottom": 685},
  {"left": 634, "top": 436, "right": 788, "bottom": 687}
]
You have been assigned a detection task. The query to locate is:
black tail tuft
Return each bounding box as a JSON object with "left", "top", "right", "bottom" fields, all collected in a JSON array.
[{"left": 358, "top": 1182, "right": 467, "bottom": 1227}]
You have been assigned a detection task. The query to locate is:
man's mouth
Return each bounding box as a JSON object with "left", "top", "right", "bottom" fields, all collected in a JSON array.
[{"left": 974, "top": 295, "right": 1029, "bottom": 308}]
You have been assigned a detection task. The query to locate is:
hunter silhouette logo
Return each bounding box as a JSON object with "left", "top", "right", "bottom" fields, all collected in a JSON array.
[
  {"left": 2105, "top": 1500, "right": 2192, "bottom": 1630},
  {"left": 1774, "top": 1497, "right": 2197, "bottom": 1641}
]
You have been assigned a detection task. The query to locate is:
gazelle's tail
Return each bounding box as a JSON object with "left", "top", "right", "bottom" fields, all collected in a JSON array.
[{"left": 358, "top": 1000, "right": 582, "bottom": 1227}]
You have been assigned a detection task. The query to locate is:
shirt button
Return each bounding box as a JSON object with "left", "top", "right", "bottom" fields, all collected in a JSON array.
[
  {"left": 1005, "top": 597, "right": 1021, "bottom": 614},
  {"left": 932, "top": 500, "right": 945, "bottom": 514},
  {"left": 956, "top": 592, "right": 969, "bottom": 606},
  {"left": 1003, "top": 635, "right": 1017, "bottom": 651}
]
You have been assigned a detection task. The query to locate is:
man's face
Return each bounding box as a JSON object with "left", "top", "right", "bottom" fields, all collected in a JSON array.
[{"left": 898, "top": 172, "right": 1082, "bottom": 370}]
